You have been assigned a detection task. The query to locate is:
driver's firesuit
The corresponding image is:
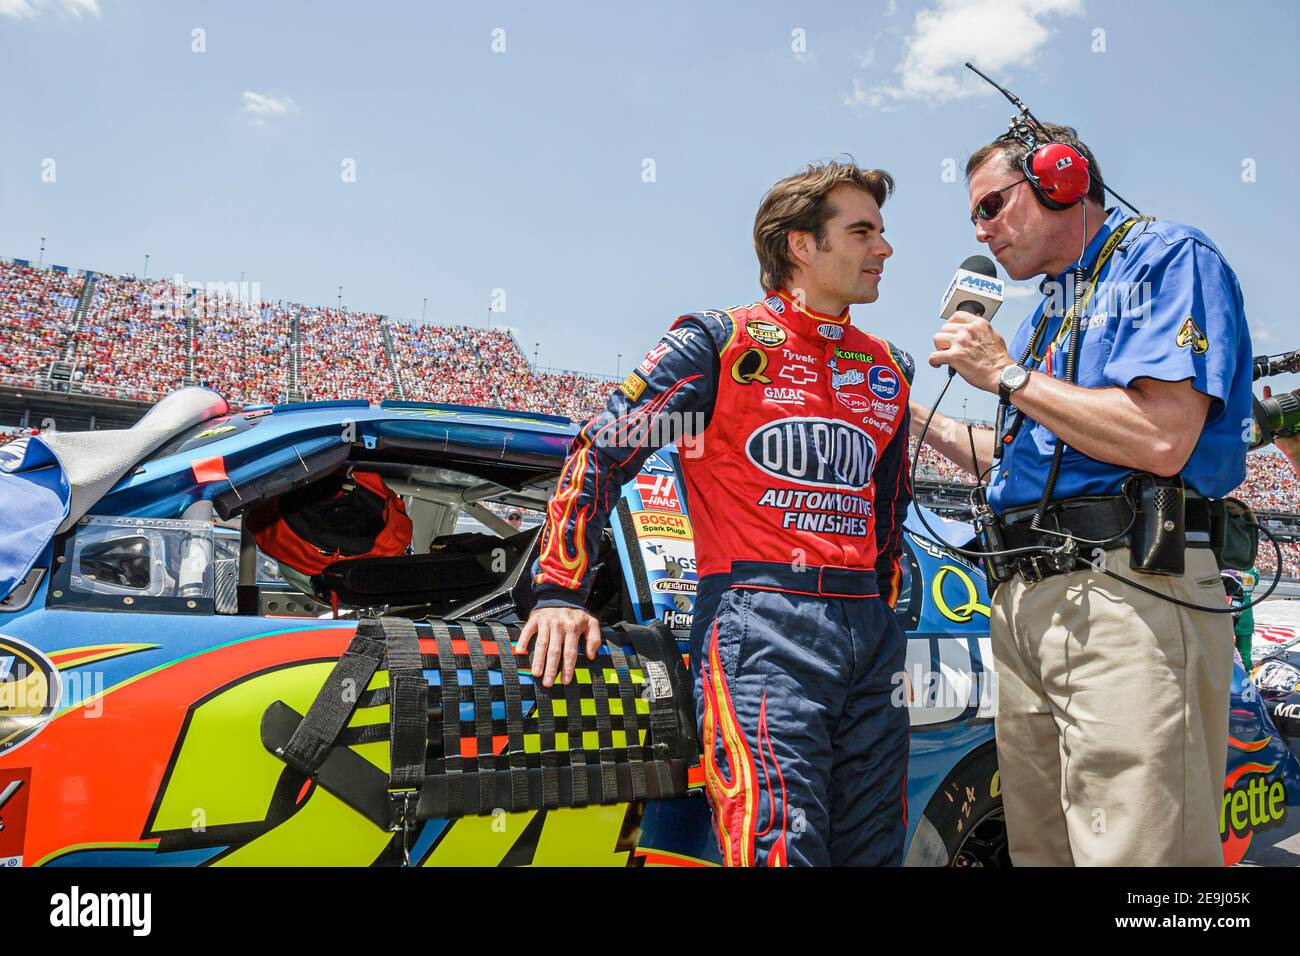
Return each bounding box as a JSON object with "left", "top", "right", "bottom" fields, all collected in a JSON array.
[{"left": 532, "top": 289, "right": 915, "bottom": 866}]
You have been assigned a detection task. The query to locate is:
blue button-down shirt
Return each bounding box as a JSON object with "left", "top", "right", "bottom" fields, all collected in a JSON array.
[{"left": 987, "top": 207, "right": 1253, "bottom": 514}]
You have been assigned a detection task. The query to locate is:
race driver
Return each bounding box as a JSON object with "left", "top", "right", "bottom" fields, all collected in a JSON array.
[{"left": 518, "top": 160, "right": 916, "bottom": 866}]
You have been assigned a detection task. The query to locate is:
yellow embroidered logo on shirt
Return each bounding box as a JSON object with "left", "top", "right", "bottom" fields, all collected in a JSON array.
[{"left": 1175, "top": 316, "right": 1209, "bottom": 354}]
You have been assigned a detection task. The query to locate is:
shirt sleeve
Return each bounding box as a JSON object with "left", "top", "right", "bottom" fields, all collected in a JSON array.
[
  {"left": 873, "top": 344, "right": 915, "bottom": 609},
  {"left": 1100, "top": 238, "right": 1245, "bottom": 423},
  {"left": 531, "top": 317, "right": 721, "bottom": 611}
]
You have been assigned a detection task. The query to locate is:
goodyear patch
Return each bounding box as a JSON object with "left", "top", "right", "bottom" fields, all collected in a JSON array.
[
  {"left": 1176, "top": 316, "right": 1209, "bottom": 354},
  {"left": 0, "top": 636, "right": 60, "bottom": 757},
  {"left": 619, "top": 373, "right": 647, "bottom": 401},
  {"left": 633, "top": 511, "right": 694, "bottom": 541},
  {"left": 746, "top": 319, "right": 787, "bottom": 347}
]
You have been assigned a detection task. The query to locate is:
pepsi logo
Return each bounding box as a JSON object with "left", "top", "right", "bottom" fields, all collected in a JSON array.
[{"left": 868, "top": 365, "right": 900, "bottom": 400}]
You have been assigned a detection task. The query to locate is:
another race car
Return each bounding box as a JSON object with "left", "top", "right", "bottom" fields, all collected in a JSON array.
[{"left": 0, "top": 386, "right": 1296, "bottom": 866}]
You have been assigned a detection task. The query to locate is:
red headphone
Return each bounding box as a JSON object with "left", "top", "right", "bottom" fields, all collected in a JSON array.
[{"left": 1004, "top": 124, "right": 1091, "bottom": 211}]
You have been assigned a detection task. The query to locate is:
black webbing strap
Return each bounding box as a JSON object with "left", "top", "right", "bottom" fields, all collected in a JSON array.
[
  {"left": 486, "top": 622, "right": 529, "bottom": 813},
  {"left": 430, "top": 620, "right": 463, "bottom": 814},
  {"left": 533, "top": 676, "right": 561, "bottom": 810},
  {"left": 357, "top": 687, "right": 390, "bottom": 707},
  {"left": 416, "top": 758, "right": 692, "bottom": 819},
  {"left": 381, "top": 617, "right": 427, "bottom": 795},
  {"left": 261, "top": 701, "right": 391, "bottom": 829},
  {"left": 620, "top": 623, "right": 688, "bottom": 759},
  {"left": 336, "top": 723, "right": 391, "bottom": 746},
  {"left": 460, "top": 622, "right": 498, "bottom": 813},
  {"left": 563, "top": 672, "right": 588, "bottom": 807},
  {"left": 604, "top": 641, "right": 648, "bottom": 802},
  {"left": 587, "top": 653, "right": 618, "bottom": 805},
  {"left": 276, "top": 621, "right": 385, "bottom": 776}
]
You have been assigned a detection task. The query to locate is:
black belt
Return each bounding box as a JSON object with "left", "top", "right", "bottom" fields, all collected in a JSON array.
[
  {"left": 728, "top": 560, "right": 879, "bottom": 598},
  {"left": 999, "top": 494, "right": 1213, "bottom": 585}
]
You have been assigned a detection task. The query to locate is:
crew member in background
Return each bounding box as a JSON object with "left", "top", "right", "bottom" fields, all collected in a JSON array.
[
  {"left": 911, "top": 123, "right": 1252, "bottom": 866},
  {"left": 1222, "top": 567, "right": 1258, "bottom": 667},
  {"left": 520, "top": 160, "right": 915, "bottom": 866}
]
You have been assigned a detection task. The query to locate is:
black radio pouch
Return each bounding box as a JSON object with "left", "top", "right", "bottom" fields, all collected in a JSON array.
[{"left": 1125, "top": 472, "right": 1186, "bottom": 575}]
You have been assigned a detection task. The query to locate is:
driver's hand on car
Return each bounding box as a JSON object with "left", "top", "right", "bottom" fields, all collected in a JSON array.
[{"left": 517, "top": 606, "right": 602, "bottom": 687}]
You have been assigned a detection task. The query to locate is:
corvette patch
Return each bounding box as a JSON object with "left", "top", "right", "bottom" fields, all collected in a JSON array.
[{"left": 1175, "top": 316, "right": 1209, "bottom": 354}]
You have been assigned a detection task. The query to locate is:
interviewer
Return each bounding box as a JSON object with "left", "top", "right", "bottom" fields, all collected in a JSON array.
[{"left": 914, "top": 122, "right": 1253, "bottom": 866}]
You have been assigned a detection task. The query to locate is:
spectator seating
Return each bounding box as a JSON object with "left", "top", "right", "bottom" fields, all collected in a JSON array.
[{"left": 2, "top": 255, "right": 1295, "bottom": 579}]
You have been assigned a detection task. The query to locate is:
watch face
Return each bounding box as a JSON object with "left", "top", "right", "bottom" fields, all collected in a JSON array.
[{"left": 1002, "top": 365, "right": 1029, "bottom": 390}]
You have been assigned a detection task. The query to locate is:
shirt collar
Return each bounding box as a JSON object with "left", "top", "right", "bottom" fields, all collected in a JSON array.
[
  {"left": 766, "top": 288, "right": 851, "bottom": 326},
  {"left": 1038, "top": 206, "right": 1127, "bottom": 294}
]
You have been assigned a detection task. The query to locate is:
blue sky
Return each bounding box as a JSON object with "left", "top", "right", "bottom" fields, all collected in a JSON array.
[{"left": 3, "top": 0, "right": 1297, "bottom": 420}]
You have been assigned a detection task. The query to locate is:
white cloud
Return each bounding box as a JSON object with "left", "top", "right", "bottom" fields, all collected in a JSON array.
[
  {"left": 855, "top": 48, "right": 876, "bottom": 68},
  {"left": 843, "top": 77, "right": 894, "bottom": 112},
  {"left": 241, "top": 91, "right": 299, "bottom": 125},
  {"left": 0, "top": 0, "right": 99, "bottom": 18},
  {"left": 855, "top": 0, "right": 1084, "bottom": 109},
  {"left": 885, "top": 0, "right": 898, "bottom": 14}
]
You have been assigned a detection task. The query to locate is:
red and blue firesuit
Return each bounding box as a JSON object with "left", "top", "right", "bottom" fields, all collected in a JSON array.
[{"left": 532, "top": 290, "right": 915, "bottom": 866}]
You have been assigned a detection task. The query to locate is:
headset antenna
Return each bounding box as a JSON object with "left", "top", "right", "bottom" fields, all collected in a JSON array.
[{"left": 963, "top": 61, "right": 1142, "bottom": 216}]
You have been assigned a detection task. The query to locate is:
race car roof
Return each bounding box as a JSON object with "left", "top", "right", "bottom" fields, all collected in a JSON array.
[{"left": 94, "top": 399, "right": 581, "bottom": 521}]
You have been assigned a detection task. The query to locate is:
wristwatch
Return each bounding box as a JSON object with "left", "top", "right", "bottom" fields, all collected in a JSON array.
[{"left": 997, "top": 363, "right": 1031, "bottom": 402}]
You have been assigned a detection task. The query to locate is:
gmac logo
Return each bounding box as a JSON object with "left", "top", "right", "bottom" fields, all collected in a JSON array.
[
  {"left": 746, "top": 417, "right": 877, "bottom": 489},
  {"left": 868, "top": 365, "right": 900, "bottom": 400}
]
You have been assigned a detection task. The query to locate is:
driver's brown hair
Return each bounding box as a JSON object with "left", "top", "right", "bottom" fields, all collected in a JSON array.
[{"left": 754, "top": 159, "right": 893, "bottom": 292}]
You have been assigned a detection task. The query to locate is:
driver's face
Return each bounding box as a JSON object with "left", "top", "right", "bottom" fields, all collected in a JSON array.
[{"left": 798, "top": 185, "right": 892, "bottom": 305}]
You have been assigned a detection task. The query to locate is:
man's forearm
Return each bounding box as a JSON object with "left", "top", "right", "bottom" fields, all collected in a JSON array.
[
  {"left": 910, "top": 402, "right": 995, "bottom": 478},
  {"left": 1277, "top": 434, "right": 1300, "bottom": 475},
  {"left": 1008, "top": 371, "right": 1201, "bottom": 476}
]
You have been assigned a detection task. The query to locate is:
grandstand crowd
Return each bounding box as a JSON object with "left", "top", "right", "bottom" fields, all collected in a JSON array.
[{"left": 2, "top": 258, "right": 1297, "bottom": 576}]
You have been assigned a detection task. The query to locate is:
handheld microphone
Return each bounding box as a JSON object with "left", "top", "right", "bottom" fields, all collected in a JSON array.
[{"left": 939, "top": 255, "right": 1004, "bottom": 377}]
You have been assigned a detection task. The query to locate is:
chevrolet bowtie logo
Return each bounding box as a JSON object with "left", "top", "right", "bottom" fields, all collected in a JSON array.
[{"left": 779, "top": 364, "right": 818, "bottom": 386}]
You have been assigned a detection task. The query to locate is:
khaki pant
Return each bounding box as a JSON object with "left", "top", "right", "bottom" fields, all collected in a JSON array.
[{"left": 990, "top": 547, "right": 1233, "bottom": 866}]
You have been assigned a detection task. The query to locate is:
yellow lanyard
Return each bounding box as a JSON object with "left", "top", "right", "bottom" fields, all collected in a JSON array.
[{"left": 1024, "top": 216, "right": 1147, "bottom": 366}]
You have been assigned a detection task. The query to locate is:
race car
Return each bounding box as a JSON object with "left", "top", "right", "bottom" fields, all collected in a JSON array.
[{"left": 0, "top": 386, "right": 1295, "bottom": 866}]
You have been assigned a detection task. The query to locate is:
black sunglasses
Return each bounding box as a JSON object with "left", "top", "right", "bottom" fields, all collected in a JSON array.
[{"left": 971, "top": 177, "right": 1029, "bottom": 225}]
